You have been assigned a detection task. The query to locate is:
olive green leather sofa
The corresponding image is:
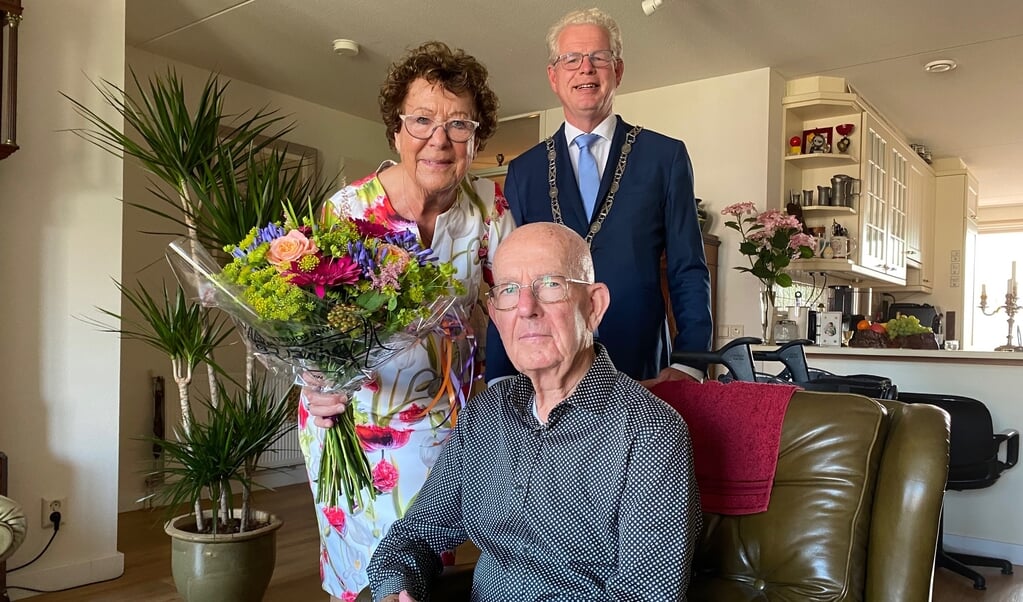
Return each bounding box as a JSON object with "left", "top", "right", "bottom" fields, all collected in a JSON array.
[{"left": 359, "top": 391, "right": 950, "bottom": 601}]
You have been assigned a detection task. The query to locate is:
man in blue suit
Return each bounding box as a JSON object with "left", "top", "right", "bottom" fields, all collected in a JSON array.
[{"left": 485, "top": 7, "right": 712, "bottom": 384}]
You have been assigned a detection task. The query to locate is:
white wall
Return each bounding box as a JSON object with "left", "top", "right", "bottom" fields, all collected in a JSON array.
[
  {"left": 540, "top": 67, "right": 783, "bottom": 340},
  {"left": 0, "top": 1, "right": 127, "bottom": 595},
  {"left": 117, "top": 48, "right": 395, "bottom": 511}
]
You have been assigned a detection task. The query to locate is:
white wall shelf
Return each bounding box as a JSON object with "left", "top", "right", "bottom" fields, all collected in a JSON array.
[
  {"left": 785, "top": 153, "right": 859, "bottom": 166},
  {"left": 800, "top": 206, "right": 857, "bottom": 216}
]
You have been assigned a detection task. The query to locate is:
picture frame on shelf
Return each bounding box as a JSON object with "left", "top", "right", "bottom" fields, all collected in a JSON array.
[{"left": 802, "top": 127, "right": 833, "bottom": 154}]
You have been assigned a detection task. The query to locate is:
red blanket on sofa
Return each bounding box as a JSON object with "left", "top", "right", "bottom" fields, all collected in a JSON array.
[{"left": 651, "top": 380, "right": 797, "bottom": 515}]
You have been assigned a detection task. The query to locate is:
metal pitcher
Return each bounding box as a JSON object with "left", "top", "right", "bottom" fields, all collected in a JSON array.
[
  {"left": 817, "top": 185, "right": 833, "bottom": 206},
  {"left": 831, "top": 174, "right": 861, "bottom": 207}
]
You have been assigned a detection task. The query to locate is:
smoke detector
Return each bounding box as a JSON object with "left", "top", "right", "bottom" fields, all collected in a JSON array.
[
  {"left": 642, "top": 0, "right": 665, "bottom": 15},
  {"left": 923, "top": 59, "right": 957, "bottom": 73},
  {"left": 332, "top": 39, "right": 360, "bottom": 57}
]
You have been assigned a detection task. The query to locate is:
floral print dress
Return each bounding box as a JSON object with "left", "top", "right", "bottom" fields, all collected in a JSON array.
[{"left": 298, "top": 163, "right": 512, "bottom": 599}]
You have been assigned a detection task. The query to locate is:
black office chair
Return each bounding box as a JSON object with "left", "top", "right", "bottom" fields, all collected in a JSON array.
[{"left": 898, "top": 392, "right": 1019, "bottom": 590}]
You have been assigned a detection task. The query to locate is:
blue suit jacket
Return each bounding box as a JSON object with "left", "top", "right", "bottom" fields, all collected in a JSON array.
[{"left": 486, "top": 116, "right": 712, "bottom": 380}]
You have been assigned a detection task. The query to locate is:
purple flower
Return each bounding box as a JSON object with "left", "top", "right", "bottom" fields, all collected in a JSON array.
[
  {"left": 384, "top": 230, "right": 437, "bottom": 265},
  {"left": 348, "top": 240, "right": 376, "bottom": 275},
  {"left": 231, "top": 222, "right": 287, "bottom": 259}
]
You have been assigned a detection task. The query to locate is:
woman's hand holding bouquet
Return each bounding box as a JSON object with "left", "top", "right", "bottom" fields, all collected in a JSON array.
[{"left": 302, "top": 375, "right": 349, "bottom": 429}]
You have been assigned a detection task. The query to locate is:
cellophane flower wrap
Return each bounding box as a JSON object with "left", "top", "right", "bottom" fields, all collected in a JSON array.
[
  {"left": 167, "top": 208, "right": 463, "bottom": 513},
  {"left": 720, "top": 201, "right": 816, "bottom": 289}
]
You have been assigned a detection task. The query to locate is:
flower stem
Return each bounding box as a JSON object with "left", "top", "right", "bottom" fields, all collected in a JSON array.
[{"left": 316, "top": 403, "right": 377, "bottom": 514}]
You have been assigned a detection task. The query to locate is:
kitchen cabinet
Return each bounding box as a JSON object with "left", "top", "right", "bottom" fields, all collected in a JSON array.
[
  {"left": 781, "top": 77, "right": 933, "bottom": 288},
  {"left": 853, "top": 112, "right": 908, "bottom": 282},
  {"left": 903, "top": 157, "right": 936, "bottom": 292},
  {"left": 930, "top": 158, "right": 979, "bottom": 346}
]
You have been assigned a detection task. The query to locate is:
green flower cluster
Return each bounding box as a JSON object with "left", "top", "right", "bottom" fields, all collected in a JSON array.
[{"left": 220, "top": 261, "right": 314, "bottom": 322}]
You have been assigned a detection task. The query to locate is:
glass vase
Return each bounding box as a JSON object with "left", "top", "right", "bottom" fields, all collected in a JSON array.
[{"left": 760, "top": 284, "right": 776, "bottom": 344}]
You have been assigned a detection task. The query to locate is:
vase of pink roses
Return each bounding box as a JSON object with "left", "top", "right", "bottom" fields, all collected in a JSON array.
[{"left": 721, "top": 202, "right": 816, "bottom": 343}]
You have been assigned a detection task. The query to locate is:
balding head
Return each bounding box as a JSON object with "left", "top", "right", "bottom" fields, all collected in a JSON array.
[{"left": 494, "top": 222, "right": 594, "bottom": 282}]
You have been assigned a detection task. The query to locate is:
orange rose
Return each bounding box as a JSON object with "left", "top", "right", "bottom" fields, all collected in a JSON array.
[{"left": 267, "top": 230, "right": 318, "bottom": 267}]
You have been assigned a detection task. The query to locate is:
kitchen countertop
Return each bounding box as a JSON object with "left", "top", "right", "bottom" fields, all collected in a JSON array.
[{"left": 752, "top": 344, "right": 1023, "bottom": 365}]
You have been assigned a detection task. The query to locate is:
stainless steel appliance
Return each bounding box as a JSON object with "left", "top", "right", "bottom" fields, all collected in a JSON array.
[{"left": 830, "top": 285, "right": 874, "bottom": 325}]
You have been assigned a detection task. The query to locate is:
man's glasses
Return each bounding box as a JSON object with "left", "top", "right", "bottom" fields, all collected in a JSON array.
[
  {"left": 398, "top": 114, "right": 479, "bottom": 143},
  {"left": 552, "top": 50, "right": 617, "bottom": 71},
  {"left": 487, "top": 275, "right": 592, "bottom": 310}
]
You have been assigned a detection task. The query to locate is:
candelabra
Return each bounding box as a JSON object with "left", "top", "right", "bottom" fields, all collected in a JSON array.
[{"left": 979, "top": 284, "right": 1023, "bottom": 352}]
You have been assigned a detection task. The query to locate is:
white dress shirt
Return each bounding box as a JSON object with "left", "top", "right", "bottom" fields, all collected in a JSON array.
[{"left": 562, "top": 114, "right": 618, "bottom": 180}]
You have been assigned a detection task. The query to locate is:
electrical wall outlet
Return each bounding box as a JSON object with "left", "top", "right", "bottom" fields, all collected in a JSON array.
[
  {"left": 41, "top": 497, "right": 66, "bottom": 529},
  {"left": 718, "top": 324, "right": 745, "bottom": 338}
]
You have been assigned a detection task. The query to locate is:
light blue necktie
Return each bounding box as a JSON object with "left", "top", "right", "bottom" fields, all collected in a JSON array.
[{"left": 573, "top": 133, "right": 601, "bottom": 220}]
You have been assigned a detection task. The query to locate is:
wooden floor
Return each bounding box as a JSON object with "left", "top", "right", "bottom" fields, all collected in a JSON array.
[
  {"left": 19, "top": 483, "right": 1023, "bottom": 601},
  {"left": 26, "top": 483, "right": 327, "bottom": 602}
]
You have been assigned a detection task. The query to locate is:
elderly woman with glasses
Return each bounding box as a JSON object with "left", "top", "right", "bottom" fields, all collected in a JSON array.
[{"left": 299, "top": 41, "right": 513, "bottom": 601}]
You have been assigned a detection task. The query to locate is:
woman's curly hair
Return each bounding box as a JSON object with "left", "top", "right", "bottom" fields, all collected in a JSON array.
[{"left": 379, "top": 41, "right": 499, "bottom": 152}]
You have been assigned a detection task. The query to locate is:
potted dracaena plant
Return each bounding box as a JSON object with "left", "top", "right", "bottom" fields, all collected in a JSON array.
[{"left": 67, "top": 68, "right": 333, "bottom": 600}]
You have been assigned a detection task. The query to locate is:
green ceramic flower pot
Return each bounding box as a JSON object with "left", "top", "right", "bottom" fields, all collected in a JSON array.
[{"left": 165, "top": 509, "right": 283, "bottom": 602}]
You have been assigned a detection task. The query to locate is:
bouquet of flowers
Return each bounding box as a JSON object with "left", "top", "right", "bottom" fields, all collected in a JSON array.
[
  {"left": 721, "top": 202, "right": 816, "bottom": 290},
  {"left": 168, "top": 207, "right": 463, "bottom": 512}
]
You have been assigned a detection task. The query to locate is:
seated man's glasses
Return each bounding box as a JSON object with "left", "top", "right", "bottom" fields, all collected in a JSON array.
[
  {"left": 552, "top": 50, "right": 617, "bottom": 70},
  {"left": 398, "top": 114, "right": 480, "bottom": 143},
  {"left": 487, "top": 274, "right": 592, "bottom": 310}
]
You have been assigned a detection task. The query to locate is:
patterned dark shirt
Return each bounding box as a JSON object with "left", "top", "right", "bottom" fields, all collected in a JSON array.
[{"left": 368, "top": 346, "right": 701, "bottom": 601}]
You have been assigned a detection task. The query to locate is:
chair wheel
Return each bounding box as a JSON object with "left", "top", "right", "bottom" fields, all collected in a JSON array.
[
  {"left": 1002, "top": 566, "right": 1014, "bottom": 575},
  {"left": 973, "top": 582, "right": 987, "bottom": 590}
]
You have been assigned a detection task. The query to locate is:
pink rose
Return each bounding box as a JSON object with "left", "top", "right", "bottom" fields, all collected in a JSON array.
[
  {"left": 267, "top": 230, "right": 318, "bottom": 266},
  {"left": 372, "top": 459, "right": 399, "bottom": 493}
]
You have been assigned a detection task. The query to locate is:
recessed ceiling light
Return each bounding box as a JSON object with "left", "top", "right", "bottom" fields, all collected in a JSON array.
[
  {"left": 332, "top": 39, "right": 360, "bottom": 57},
  {"left": 923, "top": 59, "right": 957, "bottom": 73}
]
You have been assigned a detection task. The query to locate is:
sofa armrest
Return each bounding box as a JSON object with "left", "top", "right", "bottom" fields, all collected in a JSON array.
[
  {"left": 0, "top": 493, "right": 27, "bottom": 563},
  {"left": 868, "top": 400, "right": 950, "bottom": 602}
]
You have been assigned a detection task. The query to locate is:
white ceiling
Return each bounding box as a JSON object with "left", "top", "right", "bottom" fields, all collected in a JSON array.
[{"left": 125, "top": 0, "right": 1023, "bottom": 207}]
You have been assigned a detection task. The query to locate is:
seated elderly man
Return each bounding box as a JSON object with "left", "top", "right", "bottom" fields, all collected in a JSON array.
[{"left": 367, "top": 222, "right": 701, "bottom": 601}]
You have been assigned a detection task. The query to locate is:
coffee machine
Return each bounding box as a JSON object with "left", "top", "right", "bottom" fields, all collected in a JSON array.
[{"left": 830, "top": 285, "right": 873, "bottom": 332}]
